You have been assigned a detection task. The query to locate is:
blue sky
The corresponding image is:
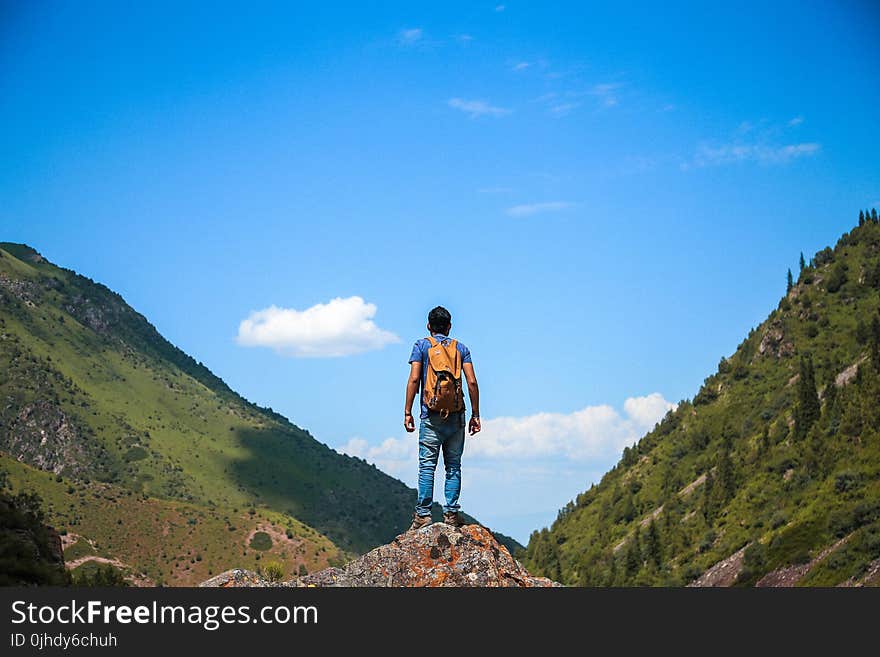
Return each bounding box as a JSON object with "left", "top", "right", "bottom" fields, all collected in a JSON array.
[{"left": 2, "top": 1, "right": 879, "bottom": 542}]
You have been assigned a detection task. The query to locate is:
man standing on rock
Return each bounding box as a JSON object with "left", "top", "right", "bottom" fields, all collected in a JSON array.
[{"left": 404, "top": 306, "right": 481, "bottom": 530}]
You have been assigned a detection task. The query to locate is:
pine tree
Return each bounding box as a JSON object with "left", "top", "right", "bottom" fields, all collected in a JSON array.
[
  {"left": 625, "top": 527, "right": 642, "bottom": 576},
  {"left": 702, "top": 470, "right": 715, "bottom": 522},
  {"left": 806, "top": 424, "right": 825, "bottom": 478},
  {"left": 604, "top": 553, "right": 618, "bottom": 586},
  {"left": 860, "top": 210, "right": 866, "bottom": 226},
  {"left": 799, "top": 252, "right": 806, "bottom": 272},
  {"left": 646, "top": 519, "right": 663, "bottom": 569},
  {"left": 794, "top": 354, "right": 821, "bottom": 440},
  {"left": 759, "top": 425, "right": 771, "bottom": 456},
  {"left": 718, "top": 447, "right": 736, "bottom": 501},
  {"left": 872, "top": 208, "right": 878, "bottom": 223},
  {"left": 870, "top": 315, "right": 880, "bottom": 373},
  {"left": 787, "top": 268, "right": 793, "bottom": 293}
]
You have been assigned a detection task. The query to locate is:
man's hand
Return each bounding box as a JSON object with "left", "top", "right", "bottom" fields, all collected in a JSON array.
[
  {"left": 404, "top": 412, "right": 415, "bottom": 433},
  {"left": 468, "top": 416, "right": 481, "bottom": 435}
]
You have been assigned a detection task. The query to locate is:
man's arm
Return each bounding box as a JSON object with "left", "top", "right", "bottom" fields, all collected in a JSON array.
[
  {"left": 462, "top": 362, "right": 481, "bottom": 435},
  {"left": 404, "top": 361, "right": 421, "bottom": 432}
]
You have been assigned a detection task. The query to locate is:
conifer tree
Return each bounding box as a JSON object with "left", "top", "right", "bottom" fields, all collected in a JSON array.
[
  {"left": 794, "top": 354, "right": 821, "bottom": 440},
  {"left": 702, "top": 470, "right": 715, "bottom": 522},
  {"left": 646, "top": 519, "right": 663, "bottom": 569},
  {"left": 799, "top": 252, "right": 806, "bottom": 272},
  {"left": 872, "top": 208, "right": 878, "bottom": 223},
  {"left": 806, "top": 424, "right": 825, "bottom": 478},
  {"left": 860, "top": 210, "right": 866, "bottom": 226},
  {"left": 787, "top": 268, "right": 793, "bottom": 293},
  {"left": 759, "top": 425, "right": 771, "bottom": 456},
  {"left": 625, "top": 527, "right": 642, "bottom": 576},
  {"left": 718, "top": 447, "right": 736, "bottom": 502},
  {"left": 871, "top": 315, "right": 880, "bottom": 374}
]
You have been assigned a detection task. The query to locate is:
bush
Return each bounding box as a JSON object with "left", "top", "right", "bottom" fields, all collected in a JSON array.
[
  {"left": 261, "top": 561, "right": 284, "bottom": 582},
  {"left": 835, "top": 471, "right": 861, "bottom": 494},
  {"left": 249, "top": 532, "right": 272, "bottom": 550}
]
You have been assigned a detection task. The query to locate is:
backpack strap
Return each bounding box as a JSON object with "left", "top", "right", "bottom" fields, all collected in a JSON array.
[{"left": 426, "top": 336, "right": 437, "bottom": 347}]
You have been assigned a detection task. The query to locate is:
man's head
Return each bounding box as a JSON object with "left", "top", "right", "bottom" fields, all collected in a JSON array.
[{"left": 427, "top": 306, "right": 452, "bottom": 335}]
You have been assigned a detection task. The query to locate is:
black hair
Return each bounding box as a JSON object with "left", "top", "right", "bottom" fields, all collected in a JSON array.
[{"left": 427, "top": 306, "right": 452, "bottom": 334}]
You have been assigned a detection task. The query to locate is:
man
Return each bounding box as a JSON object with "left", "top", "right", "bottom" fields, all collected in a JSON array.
[{"left": 404, "top": 306, "right": 481, "bottom": 531}]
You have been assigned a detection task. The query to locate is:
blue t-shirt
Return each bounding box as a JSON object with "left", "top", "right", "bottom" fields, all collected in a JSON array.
[{"left": 408, "top": 333, "right": 472, "bottom": 420}]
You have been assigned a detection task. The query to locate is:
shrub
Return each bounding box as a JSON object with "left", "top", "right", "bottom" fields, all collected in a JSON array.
[
  {"left": 834, "top": 471, "right": 861, "bottom": 494},
  {"left": 261, "top": 561, "right": 284, "bottom": 582},
  {"left": 249, "top": 532, "right": 272, "bottom": 550}
]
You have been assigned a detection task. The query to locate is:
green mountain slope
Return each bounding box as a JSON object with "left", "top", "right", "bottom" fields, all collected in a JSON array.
[
  {"left": 0, "top": 242, "right": 522, "bottom": 584},
  {"left": 523, "top": 212, "right": 880, "bottom": 586}
]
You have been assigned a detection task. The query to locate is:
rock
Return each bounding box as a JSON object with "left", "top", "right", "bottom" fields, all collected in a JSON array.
[
  {"left": 687, "top": 545, "right": 748, "bottom": 587},
  {"left": 758, "top": 320, "right": 794, "bottom": 358},
  {"left": 202, "top": 524, "right": 561, "bottom": 588},
  {"left": 200, "top": 569, "right": 270, "bottom": 588}
]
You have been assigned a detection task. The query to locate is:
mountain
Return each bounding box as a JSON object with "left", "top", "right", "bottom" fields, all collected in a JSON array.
[
  {"left": 522, "top": 212, "right": 880, "bottom": 587},
  {"left": 201, "top": 522, "right": 559, "bottom": 587},
  {"left": 0, "top": 242, "right": 521, "bottom": 585}
]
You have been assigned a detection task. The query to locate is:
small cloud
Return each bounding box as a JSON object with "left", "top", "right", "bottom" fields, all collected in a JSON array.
[
  {"left": 398, "top": 28, "right": 423, "bottom": 45},
  {"left": 447, "top": 97, "right": 511, "bottom": 118},
  {"left": 495, "top": 4, "right": 506, "bottom": 11},
  {"left": 506, "top": 201, "right": 575, "bottom": 217},
  {"left": 689, "top": 141, "right": 821, "bottom": 168},
  {"left": 512, "top": 61, "right": 530, "bottom": 71},
  {"left": 236, "top": 296, "right": 399, "bottom": 358},
  {"left": 736, "top": 120, "right": 754, "bottom": 135},
  {"left": 788, "top": 115, "right": 804, "bottom": 127},
  {"left": 591, "top": 82, "right": 622, "bottom": 107},
  {"left": 549, "top": 102, "right": 579, "bottom": 117}
]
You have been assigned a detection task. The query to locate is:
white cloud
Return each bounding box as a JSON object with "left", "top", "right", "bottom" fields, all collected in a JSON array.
[
  {"left": 340, "top": 436, "right": 417, "bottom": 480},
  {"left": 591, "top": 82, "right": 622, "bottom": 107},
  {"left": 788, "top": 115, "right": 804, "bottom": 127},
  {"left": 512, "top": 61, "right": 530, "bottom": 71},
  {"left": 549, "top": 102, "right": 579, "bottom": 117},
  {"left": 447, "top": 97, "right": 511, "bottom": 118},
  {"left": 495, "top": 4, "right": 506, "bottom": 11},
  {"left": 623, "top": 392, "right": 676, "bottom": 427},
  {"left": 338, "top": 393, "right": 676, "bottom": 473},
  {"left": 688, "top": 141, "right": 821, "bottom": 168},
  {"left": 398, "top": 28, "right": 423, "bottom": 44},
  {"left": 506, "top": 201, "right": 575, "bottom": 217},
  {"left": 236, "top": 296, "right": 400, "bottom": 358}
]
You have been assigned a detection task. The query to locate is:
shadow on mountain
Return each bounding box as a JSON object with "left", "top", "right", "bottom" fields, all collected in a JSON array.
[{"left": 229, "top": 426, "right": 414, "bottom": 553}]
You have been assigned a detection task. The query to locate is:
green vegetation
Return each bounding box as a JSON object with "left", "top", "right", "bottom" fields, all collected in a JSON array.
[
  {"left": 524, "top": 212, "right": 880, "bottom": 586},
  {"left": 249, "top": 532, "right": 272, "bottom": 550},
  {"left": 261, "top": 560, "right": 285, "bottom": 582},
  {"left": 70, "top": 562, "right": 128, "bottom": 587}
]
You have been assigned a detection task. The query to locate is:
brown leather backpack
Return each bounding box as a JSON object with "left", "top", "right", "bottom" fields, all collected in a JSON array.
[{"left": 423, "top": 336, "right": 465, "bottom": 418}]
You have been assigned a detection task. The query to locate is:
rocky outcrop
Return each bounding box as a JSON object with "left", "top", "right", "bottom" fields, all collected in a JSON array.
[
  {"left": 758, "top": 320, "right": 794, "bottom": 358},
  {"left": 201, "top": 523, "right": 560, "bottom": 588},
  {"left": 4, "top": 400, "right": 89, "bottom": 476},
  {"left": 687, "top": 545, "right": 748, "bottom": 587}
]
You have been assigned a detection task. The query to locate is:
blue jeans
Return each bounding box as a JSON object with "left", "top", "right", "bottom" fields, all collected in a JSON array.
[{"left": 415, "top": 412, "right": 465, "bottom": 517}]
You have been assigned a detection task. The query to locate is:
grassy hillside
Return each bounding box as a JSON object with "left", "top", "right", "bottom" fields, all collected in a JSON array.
[
  {"left": 0, "top": 242, "right": 521, "bottom": 584},
  {"left": 523, "top": 211, "right": 880, "bottom": 586}
]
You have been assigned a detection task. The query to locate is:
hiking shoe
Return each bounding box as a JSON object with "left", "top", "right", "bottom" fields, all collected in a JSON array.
[
  {"left": 409, "top": 514, "right": 432, "bottom": 531},
  {"left": 443, "top": 512, "right": 465, "bottom": 527}
]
